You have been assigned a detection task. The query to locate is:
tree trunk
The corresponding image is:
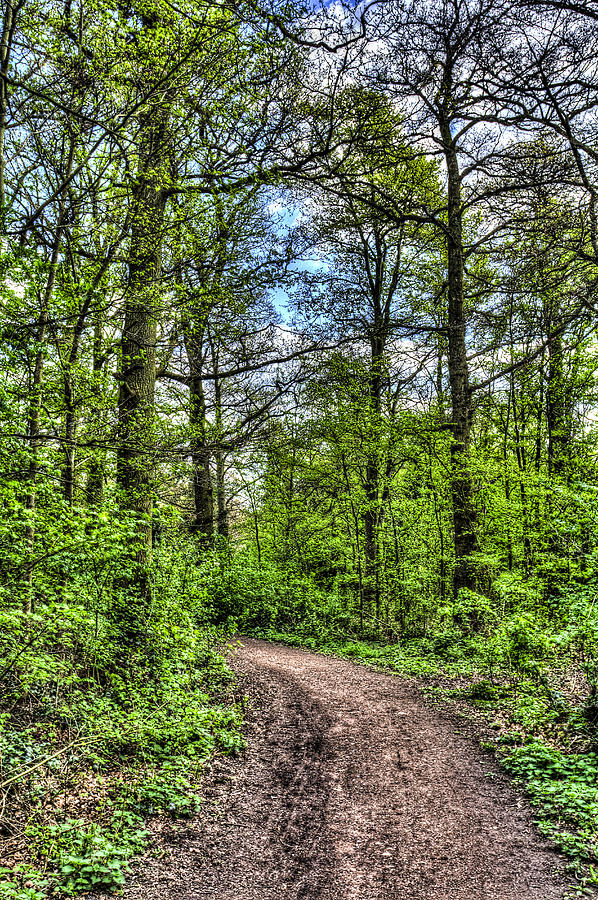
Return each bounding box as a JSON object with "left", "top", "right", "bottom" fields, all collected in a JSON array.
[
  {"left": 510, "top": 374, "right": 532, "bottom": 574},
  {"left": 212, "top": 344, "right": 229, "bottom": 539},
  {"left": 188, "top": 369, "right": 215, "bottom": 545},
  {"left": 64, "top": 248, "right": 117, "bottom": 504},
  {"left": 184, "top": 313, "right": 215, "bottom": 544},
  {"left": 86, "top": 314, "right": 106, "bottom": 505},
  {"left": 362, "top": 240, "right": 388, "bottom": 621},
  {"left": 440, "top": 114, "right": 478, "bottom": 597},
  {"left": 23, "top": 316, "right": 47, "bottom": 612},
  {"left": 116, "top": 64, "right": 168, "bottom": 570},
  {"left": 364, "top": 327, "right": 384, "bottom": 615},
  {"left": 362, "top": 461, "right": 379, "bottom": 621},
  {"left": 546, "top": 327, "right": 569, "bottom": 478},
  {"left": 23, "top": 139, "right": 75, "bottom": 610},
  {"left": 215, "top": 449, "right": 228, "bottom": 538},
  {"left": 0, "top": 0, "right": 19, "bottom": 218}
]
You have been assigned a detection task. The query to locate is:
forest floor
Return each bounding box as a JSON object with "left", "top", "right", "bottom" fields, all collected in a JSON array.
[{"left": 119, "top": 638, "right": 572, "bottom": 900}]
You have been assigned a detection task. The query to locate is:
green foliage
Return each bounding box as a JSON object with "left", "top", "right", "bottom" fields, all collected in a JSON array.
[
  {"left": 440, "top": 588, "right": 499, "bottom": 632},
  {"left": 203, "top": 549, "right": 346, "bottom": 636},
  {"left": 124, "top": 765, "right": 200, "bottom": 818},
  {"left": 502, "top": 743, "right": 598, "bottom": 888},
  {"left": 0, "top": 866, "right": 50, "bottom": 900},
  {"left": 0, "top": 510, "right": 246, "bottom": 899},
  {"left": 26, "top": 815, "right": 148, "bottom": 896}
]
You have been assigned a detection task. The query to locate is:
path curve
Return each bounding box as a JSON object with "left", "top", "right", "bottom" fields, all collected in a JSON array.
[{"left": 124, "top": 638, "right": 567, "bottom": 900}]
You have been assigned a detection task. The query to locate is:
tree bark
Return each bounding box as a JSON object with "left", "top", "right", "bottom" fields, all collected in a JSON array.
[
  {"left": 361, "top": 225, "right": 395, "bottom": 622},
  {"left": 116, "top": 56, "right": 169, "bottom": 560},
  {"left": 440, "top": 110, "right": 479, "bottom": 597},
  {"left": 546, "top": 327, "right": 570, "bottom": 478},
  {"left": 184, "top": 317, "right": 215, "bottom": 545},
  {"left": 363, "top": 328, "right": 384, "bottom": 620},
  {"left": 189, "top": 371, "right": 215, "bottom": 544},
  {"left": 86, "top": 313, "right": 106, "bottom": 505},
  {"left": 214, "top": 372, "right": 229, "bottom": 539},
  {"left": 0, "top": 0, "right": 20, "bottom": 218},
  {"left": 23, "top": 138, "right": 75, "bottom": 610}
]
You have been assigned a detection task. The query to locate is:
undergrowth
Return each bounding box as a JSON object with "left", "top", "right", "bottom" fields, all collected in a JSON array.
[
  {"left": 0, "top": 609, "right": 244, "bottom": 899},
  {"left": 0, "top": 523, "right": 246, "bottom": 900}
]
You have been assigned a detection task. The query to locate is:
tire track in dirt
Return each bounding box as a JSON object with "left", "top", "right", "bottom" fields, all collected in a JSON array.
[{"left": 123, "top": 638, "right": 569, "bottom": 900}]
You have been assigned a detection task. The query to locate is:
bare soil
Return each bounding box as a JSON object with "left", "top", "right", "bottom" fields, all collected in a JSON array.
[{"left": 123, "top": 638, "right": 569, "bottom": 900}]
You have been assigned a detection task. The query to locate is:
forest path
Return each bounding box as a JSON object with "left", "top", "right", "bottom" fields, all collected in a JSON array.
[{"left": 124, "top": 638, "right": 568, "bottom": 900}]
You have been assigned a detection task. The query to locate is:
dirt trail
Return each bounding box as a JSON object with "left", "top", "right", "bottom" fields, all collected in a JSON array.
[{"left": 124, "top": 638, "right": 568, "bottom": 900}]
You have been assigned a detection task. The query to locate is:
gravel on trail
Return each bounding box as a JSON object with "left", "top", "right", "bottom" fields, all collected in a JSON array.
[{"left": 123, "top": 637, "right": 569, "bottom": 900}]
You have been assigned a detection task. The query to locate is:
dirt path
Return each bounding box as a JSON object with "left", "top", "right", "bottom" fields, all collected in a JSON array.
[{"left": 124, "top": 638, "right": 568, "bottom": 900}]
